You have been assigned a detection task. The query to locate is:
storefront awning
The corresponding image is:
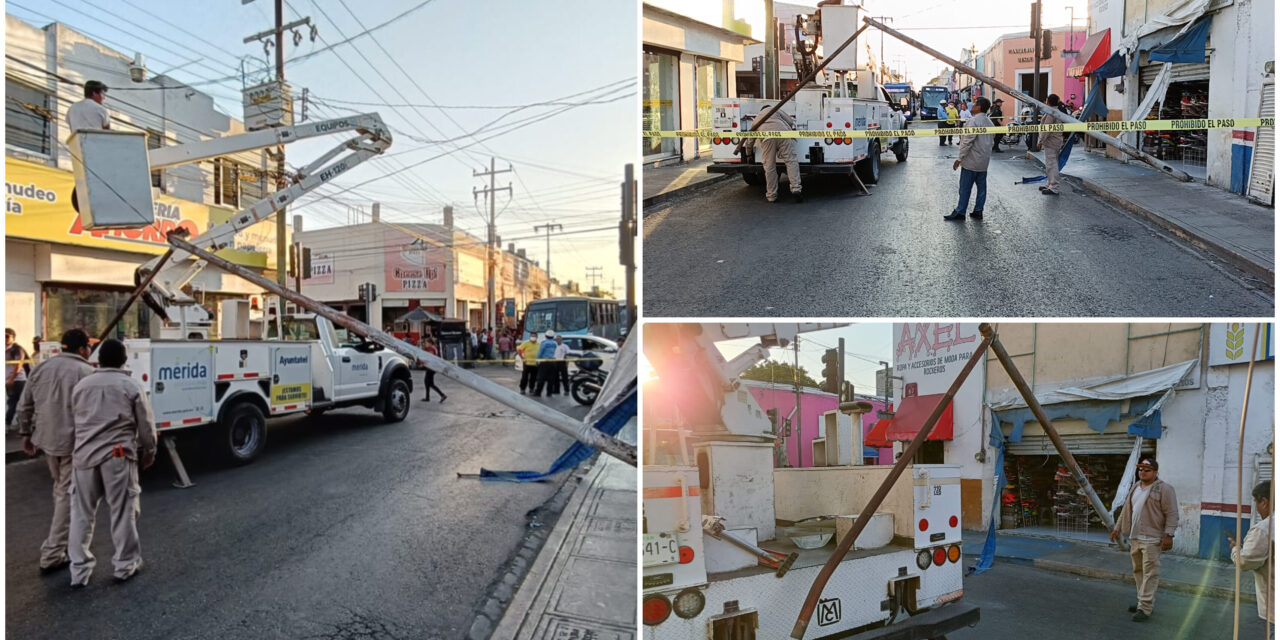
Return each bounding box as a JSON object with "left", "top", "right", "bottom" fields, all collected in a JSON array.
[
  {"left": 1091, "top": 51, "right": 1127, "bottom": 79},
  {"left": 865, "top": 419, "right": 893, "bottom": 447},
  {"left": 882, "top": 393, "right": 954, "bottom": 442},
  {"left": 1068, "top": 29, "right": 1111, "bottom": 77},
  {"left": 1148, "top": 16, "right": 1210, "bottom": 64},
  {"left": 394, "top": 307, "right": 443, "bottom": 324}
]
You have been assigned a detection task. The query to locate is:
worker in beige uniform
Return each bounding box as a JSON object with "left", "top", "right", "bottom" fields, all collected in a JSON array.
[
  {"left": 1034, "top": 94, "right": 1066, "bottom": 196},
  {"left": 68, "top": 339, "right": 156, "bottom": 587},
  {"left": 15, "top": 329, "right": 95, "bottom": 573},
  {"left": 1228, "top": 480, "right": 1273, "bottom": 624},
  {"left": 1110, "top": 456, "right": 1179, "bottom": 622},
  {"left": 745, "top": 105, "right": 803, "bottom": 204}
]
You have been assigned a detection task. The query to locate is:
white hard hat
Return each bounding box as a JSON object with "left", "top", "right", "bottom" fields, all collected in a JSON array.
[{"left": 545, "top": 330, "right": 555, "bottom": 338}]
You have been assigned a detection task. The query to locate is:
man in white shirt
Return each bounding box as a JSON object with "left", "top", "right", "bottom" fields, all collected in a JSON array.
[
  {"left": 66, "top": 80, "right": 111, "bottom": 137},
  {"left": 553, "top": 335, "right": 570, "bottom": 393},
  {"left": 1229, "top": 481, "right": 1273, "bottom": 624}
]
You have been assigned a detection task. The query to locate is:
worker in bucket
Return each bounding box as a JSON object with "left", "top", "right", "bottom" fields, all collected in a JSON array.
[
  {"left": 66, "top": 80, "right": 111, "bottom": 136},
  {"left": 68, "top": 339, "right": 156, "bottom": 587},
  {"left": 1110, "top": 456, "right": 1179, "bottom": 622},
  {"left": 743, "top": 105, "right": 803, "bottom": 204},
  {"left": 15, "top": 329, "right": 95, "bottom": 574}
]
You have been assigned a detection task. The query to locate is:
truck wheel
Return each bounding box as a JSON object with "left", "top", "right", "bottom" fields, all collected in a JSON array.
[
  {"left": 570, "top": 378, "right": 599, "bottom": 406},
  {"left": 741, "top": 172, "right": 763, "bottom": 186},
  {"left": 856, "top": 142, "right": 881, "bottom": 184},
  {"left": 221, "top": 401, "right": 266, "bottom": 465},
  {"left": 894, "top": 139, "right": 909, "bottom": 162},
  {"left": 381, "top": 378, "right": 411, "bottom": 423}
]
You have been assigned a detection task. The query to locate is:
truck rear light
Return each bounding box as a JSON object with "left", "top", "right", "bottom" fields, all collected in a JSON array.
[
  {"left": 844, "top": 122, "right": 851, "bottom": 128},
  {"left": 713, "top": 137, "right": 722, "bottom": 145},
  {"left": 730, "top": 137, "right": 740, "bottom": 144},
  {"left": 673, "top": 588, "right": 706, "bottom": 619},
  {"left": 142, "top": 373, "right": 148, "bottom": 382},
  {"left": 933, "top": 547, "right": 947, "bottom": 566},
  {"left": 843, "top": 137, "right": 853, "bottom": 144},
  {"left": 823, "top": 138, "right": 834, "bottom": 145},
  {"left": 916, "top": 549, "right": 932, "bottom": 570},
  {"left": 732, "top": 122, "right": 738, "bottom": 128},
  {"left": 679, "top": 545, "right": 695, "bottom": 564},
  {"left": 918, "top": 518, "right": 929, "bottom": 531},
  {"left": 826, "top": 122, "right": 832, "bottom": 128},
  {"left": 949, "top": 516, "right": 958, "bottom": 528},
  {"left": 948, "top": 544, "right": 962, "bottom": 563},
  {"left": 643, "top": 594, "right": 672, "bottom": 625},
  {"left": 834, "top": 138, "right": 843, "bottom": 145}
]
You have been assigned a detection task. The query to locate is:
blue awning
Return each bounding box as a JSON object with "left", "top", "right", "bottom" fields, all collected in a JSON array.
[
  {"left": 1092, "top": 52, "right": 1127, "bottom": 79},
  {"left": 1149, "top": 17, "right": 1211, "bottom": 64}
]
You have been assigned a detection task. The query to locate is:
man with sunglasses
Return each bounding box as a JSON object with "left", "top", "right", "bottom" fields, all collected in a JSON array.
[{"left": 1110, "top": 457, "right": 1179, "bottom": 622}]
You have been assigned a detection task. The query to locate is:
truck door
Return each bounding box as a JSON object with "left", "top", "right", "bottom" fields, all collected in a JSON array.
[
  {"left": 336, "top": 338, "right": 381, "bottom": 398},
  {"left": 269, "top": 345, "right": 312, "bottom": 414},
  {"left": 150, "top": 344, "right": 215, "bottom": 431}
]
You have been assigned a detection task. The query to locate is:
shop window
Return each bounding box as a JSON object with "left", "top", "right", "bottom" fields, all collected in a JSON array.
[
  {"left": 43, "top": 284, "right": 151, "bottom": 340},
  {"left": 147, "top": 130, "right": 165, "bottom": 192},
  {"left": 240, "top": 165, "right": 266, "bottom": 204},
  {"left": 6, "top": 78, "right": 54, "bottom": 156},
  {"left": 643, "top": 48, "right": 679, "bottom": 159},
  {"left": 213, "top": 158, "right": 263, "bottom": 209}
]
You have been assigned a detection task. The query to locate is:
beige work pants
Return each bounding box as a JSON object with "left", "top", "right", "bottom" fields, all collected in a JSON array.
[
  {"left": 1044, "top": 142, "right": 1063, "bottom": 192},
  {"left": 68, "top": 456, "right": 142, "bottom": 584},
  {"left": 1130, "top": 539, "right": 1163, "bottom": 614},
  {"left": 761, "top": 138, "right": 801, "bottom": 201},
  {"left": 39, "top": 454, "right": 73, "bottom": 569}
]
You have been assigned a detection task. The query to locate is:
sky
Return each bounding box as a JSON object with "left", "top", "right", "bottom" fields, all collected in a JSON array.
[
  {"left": 7, "top": 0, "right": 637, "bottom": 297},
  {"left": 655, "top": 0, "right": 1091, "bottom": 87},
  {"left": 715, "top": 323, "right": 894, "bottom": 393}
]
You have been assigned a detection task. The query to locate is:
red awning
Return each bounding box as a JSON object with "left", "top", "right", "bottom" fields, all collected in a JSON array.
[
  {"left": 1068, "top": 29, "right": 1112, "bottom": 77},
  {"left": 882, "top": 393, "right": 954, "bottom": 441},
  {"left": 865, "top": 419, "right": 893, "bottom": 447}
]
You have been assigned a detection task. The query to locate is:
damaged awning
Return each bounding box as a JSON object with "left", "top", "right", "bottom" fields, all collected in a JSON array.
[
  {"left": 990, "top": 359, "right": 1196, "bottom": 441},
  {"left": 1148, "top": 16, "right": 1210, "bottom": 64},
  {"left": 870, "top": 393, "right": 954, "bottom": 444},
  {"left": 1068, "top": 28, "right": 1111, "bottom": 77}
]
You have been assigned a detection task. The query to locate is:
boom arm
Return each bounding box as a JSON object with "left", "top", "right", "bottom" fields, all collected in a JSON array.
[{"left": 136, "top": 113, "right": 392, "bottom": 320}]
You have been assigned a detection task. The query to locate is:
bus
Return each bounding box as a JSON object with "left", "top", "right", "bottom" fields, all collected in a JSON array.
[
  {"left": 883, "top": 82, "right": 917, "bottom": 120},
  {"left": 919, "top": 85, "right": 950, "bottom": 121},
  {"left": 521, "top": 296, "right": 622, "bottom": 341}
]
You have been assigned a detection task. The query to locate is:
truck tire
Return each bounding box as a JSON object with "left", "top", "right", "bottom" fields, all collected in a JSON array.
[
  {"left": 856, "top": 141, "right": 881, "bottom": 184},
  {"left": 381, "top": 378, "right": 411, "bottom": 423},
  {"left": 220, "top": 401, "right": 266, "bottom": 465},
  {"left": 742, "top": 171, "right": 763, "bottom": 186},
  {"left": 894, "top": 138, "right": 909, "bottom": 162}
]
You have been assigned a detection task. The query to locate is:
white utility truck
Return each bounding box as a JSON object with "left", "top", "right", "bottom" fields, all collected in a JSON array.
[
  {"left": 123, "top": 312, "right": 412, "bottom": 465},
  {"left": 641, "top": 323, "right": 978, "bottom": 639},
  {"left": 708, "top": 3, "right": 908, "bottom": 189}
]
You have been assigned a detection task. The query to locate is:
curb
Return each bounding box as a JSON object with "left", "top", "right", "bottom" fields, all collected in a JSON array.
[
  {"left": 1023, "top": 152, "right": 1275, "bottom": 283},
  {"left": 642, "top": 173, "right": 733, "bottom": 209},
  {"left": 1031, "top": 558, "right": 1256, "bottom": 603}
]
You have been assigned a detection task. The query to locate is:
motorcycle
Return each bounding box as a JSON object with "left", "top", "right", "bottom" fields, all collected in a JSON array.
[{"left": 569, "top": 352, "right": 607, "bottom": 406}]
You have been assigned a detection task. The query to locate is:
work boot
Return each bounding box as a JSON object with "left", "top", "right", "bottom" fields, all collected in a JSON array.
[
  {"left": 40, "top": 559, "right": 69, "bottom": 575},
  {"left": 969, "top": 210, "right": 983, "bottom": 220},
  {"left": 793, "top": 191, "right": 804, "bottom": 204},
  {"left": 943, "top": 211, "right": 965, "bottom": 221},
  {"left": 1132, "top": 611, "right": 1150, "bottom": 622},
  {"left": 1128, "top": 603, "right": 1139, "bottom": 613}
]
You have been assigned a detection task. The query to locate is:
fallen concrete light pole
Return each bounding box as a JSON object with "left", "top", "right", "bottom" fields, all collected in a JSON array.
[
  {"left": 980, "top": 324, "right": 1117, "bottom": 539},
  {"left": 791, "top": 327, "right": 994, "bottom": 639},
  {"left": 168, "top": 233, "right": 638, "bottom": 468},
  {"left": 863, "top": 17, "right": 1192, "bottom": 182}
]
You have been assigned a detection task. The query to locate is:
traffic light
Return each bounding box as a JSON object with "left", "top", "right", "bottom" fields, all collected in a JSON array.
[
  {"left": 821, "top": 348, "right": 839, "bottom": 394},
  {"left": 359, "top": 282, "right": 378, "bottom": 303},
  {"left": 1041, "top": 30, "right": 1053, "bottom": 60}
]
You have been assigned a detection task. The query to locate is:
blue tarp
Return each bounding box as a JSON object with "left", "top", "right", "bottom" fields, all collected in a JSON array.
[
  {"left": 1018, "top": 80, "right": 1110, "bottom": 185},
  {"left": 1128, "top": 409, "right": 1164, "bottom": 438},
  {"left": 1092, "top": 52, "right": 1127, "bottom": 79},
  {"left": 1149, "top": 17, "right": 1211, "bottom": 64},
  {"left": 478, "top": 390, "right": 636, "bottom": 482},
  {"left": 970, "top": 410, "right": 1008, "bottom": 575}
]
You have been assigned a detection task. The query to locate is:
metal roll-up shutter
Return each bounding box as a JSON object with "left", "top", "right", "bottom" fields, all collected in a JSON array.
[
  {"left": 1005, "top": 434, "right": 1155, "bottom": 456},
  {"left": 1248, "top": 81, "right": 1275, "bottom": 204},
  {"left": 1140, "top": 62, "right": 1211, "bottom": 86}
]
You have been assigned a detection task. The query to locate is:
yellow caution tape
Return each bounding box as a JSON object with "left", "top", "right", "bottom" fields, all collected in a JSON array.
[{"left": 642, "top": 117, "right": 1275, "bottom": 139}]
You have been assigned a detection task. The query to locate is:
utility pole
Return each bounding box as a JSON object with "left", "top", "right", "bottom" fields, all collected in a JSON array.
[
  {"left": 534, "top": 222, "right": 563, "bottom": 297},
  {"left": 793, "top": 335, "right": 801, "bottom": 467},
  {"left": 870, "top": 16, "right": 893, "bottom": 82},
  {"left": 1031, "top": 0, "right": 1043, "bottom": 119},
  {"left": 473, "top": 158, "right": 511, "bottom": 331},
  {"left": 585, "top": 266, "right": 603, "bottom": 292},
  {"left": 837, "top": 337, "right": 846, "bottom": 401},
  {"left": 620, "top": 164, "right": 636, "bottom": 330},
  {"left": 243, "top": 0, "right": 311, "bottom": 287},
  {"left": 764, "top": 0, "right": 777, "bottom": 99}
]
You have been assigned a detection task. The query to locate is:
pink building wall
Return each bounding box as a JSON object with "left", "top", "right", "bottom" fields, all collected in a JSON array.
[
  {"left": 745, "top": 382, "right": 891, "bottom": 468},
  {"left": 985, "top": 29, "right": 1089, "bottom": 111}
]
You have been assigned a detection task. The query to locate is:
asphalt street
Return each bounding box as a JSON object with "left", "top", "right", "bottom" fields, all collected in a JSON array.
[
  {"left": 642, "top": 143, "right": 1273, "bottom": 317},
  {"left": 952, "top": 560, "right": 1270, "bottom": 640},
  {"left": 5, "top": 366, "right": 593, "bottom": 640}
]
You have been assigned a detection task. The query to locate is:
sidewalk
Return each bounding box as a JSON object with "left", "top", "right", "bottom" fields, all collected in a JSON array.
[
  {"left": 962, "top": 529, "right": 1257, "bottom": 603},
  {"left": 643, "top": 156, "right": 731, "bottom": 208},
  {"left": 1025, "top": 147, "right": 1274, "bottom": 284},
  {"left": 485, "top": 420, "right": 637, "bottom": 639}
]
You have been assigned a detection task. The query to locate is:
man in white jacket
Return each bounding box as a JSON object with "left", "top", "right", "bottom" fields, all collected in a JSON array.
[{"left": 1229, "top": 481, "right": 1273, "bottom": 624}]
